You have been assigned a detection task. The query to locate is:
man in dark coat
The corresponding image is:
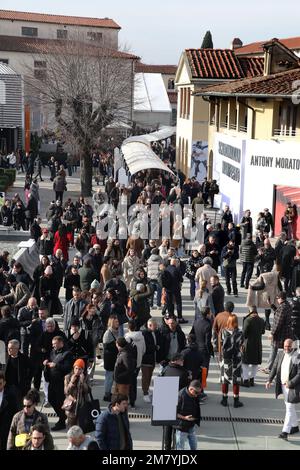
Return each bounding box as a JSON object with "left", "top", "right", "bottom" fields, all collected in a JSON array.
[
  {"left": 181, "top": 334, "right": 204, "bottom": 381},
  {"left": 63, "top": 288, "right": 87, "bottom": 336},
  {"left": 175, "top": 380, "right": 202, "bottom": 450},
  {"left": 43, "top": 335, "right": 73, "bottom": 431},
  {"left": 190, "top": 307, "right": 213, "bottom": 372},
  {"left": 205, "top": 235, "right": 220, "bottom": 273},
  {"left": 129, "top": 283, "right": 152, "bottom": 330},
  {"left": 95, "top": 394, "right": 132, "bottom": 450},
  {"left": 266, "top": 338, "right": 300, "bottom": 439},
  {"left": 221, "top": 240, "right": 239, "bottom": 296},
  {"left": 265, "top": 292, "right": 292, "bottom": 372},
  {"left": 159, "top": 315, "right": 186, "bottom": 366},
  {"left": 241, "top": 306, "right": 265, "bottom": 387},
  {"left": 211, "top": 275, "right": 225, "bottom": 315},
  {"left": 5, "top": 339, "right": 32, "bottom": 409},
  {"left": 281, "top": 240, "right": 297, "bottom": 295},
  {"left": 166, "top": 258, "right": 187, "bottom": 323},
  {"left": 141, "top": 319, "right": 163, "bottom": 401},
  {"left": 240, "top": 234, "right": 257, "bottom": 289},
  {"left": 113, "top": 337, "right": 136, "bottom": 399},
  {"left": 0, "top": 371, "right": 18, "bottom": 449}
]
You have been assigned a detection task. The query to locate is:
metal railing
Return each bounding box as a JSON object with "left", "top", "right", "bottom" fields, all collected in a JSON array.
[{"left": 273, "top": 128, "right": 297, "bottom": 137}]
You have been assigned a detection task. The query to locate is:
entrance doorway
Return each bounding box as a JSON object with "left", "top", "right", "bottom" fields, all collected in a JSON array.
[{"left": 274, "top": 185, "right": 300, "bottom": 240}]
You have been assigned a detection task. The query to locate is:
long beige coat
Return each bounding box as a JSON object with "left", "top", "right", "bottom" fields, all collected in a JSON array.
[{"left": 246, "top": 270, "right": 280, "bottom": 309}]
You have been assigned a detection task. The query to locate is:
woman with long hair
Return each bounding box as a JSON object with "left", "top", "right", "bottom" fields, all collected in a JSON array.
[
  {"left": 80, "top": 304, "right": 103, "bottom": 380},
  {"left": 220, "top": 314, "right": 244, "bottom": 408},
  {"left": 102, "top": 315, "right": 120, "bottom": 402}
]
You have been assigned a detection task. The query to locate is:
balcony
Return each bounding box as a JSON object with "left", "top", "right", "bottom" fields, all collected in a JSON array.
[
  {"left": 273, "top": 128, "right": 298, "bottom": 137},
  {"left": 239, "top": 125, "right": 248, "bottom": 133}
]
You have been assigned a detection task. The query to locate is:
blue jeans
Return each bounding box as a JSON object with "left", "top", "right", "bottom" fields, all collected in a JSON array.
[
  {"left": 104, "top": 370, "right": 114, "bottom": 395},
  {"left": 150, "top": 280, "right": 162, "bottom": 307},
  {"left": 176, "top": 427, "right": 197, "bottom": 450},
  {"left": 118, "top": 324, "right": 124, "bottom": 336}
]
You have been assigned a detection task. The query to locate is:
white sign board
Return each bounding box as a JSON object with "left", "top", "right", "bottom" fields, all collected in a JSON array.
[
  {"left": 213, "top": 133, "right": 246, "bottom": 224},
  {"left": 152, "top": 376, "right": 179, "bottom": 424}
]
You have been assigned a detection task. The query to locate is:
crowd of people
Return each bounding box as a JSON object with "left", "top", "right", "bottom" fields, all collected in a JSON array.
[{"left": 0, "top": 147, "right": 300, "bottom": 451}]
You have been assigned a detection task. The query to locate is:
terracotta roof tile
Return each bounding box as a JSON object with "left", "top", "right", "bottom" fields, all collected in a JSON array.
[
  {"left": 135, "top": 63, "right": 177, "bottom": 74},
  {"left": 0, "top": 9, "right": 120, "bottom": 29},
  {"left": 196, "top": 67, "right": 300, "bottom": 97},
  {"left": 236, "top": 36, "right": 300, "bottom": 55},
  {"left": 0, "top": 35, "right": 139, "bottom": 60},
  {"left": 186, "top": 49, "right": 246, "bottom": 79},
  {"left": 238, "top": 57, "right": 264, "bottom": 77}
]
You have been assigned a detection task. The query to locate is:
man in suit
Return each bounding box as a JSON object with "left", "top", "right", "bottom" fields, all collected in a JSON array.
[
  {"left": 0, "top": 371, "right": 18, "bottom": 449},
  {"left": 5, "top": 339, "right": 32, "bottom": 409},
  {"left": 63, "top": 288, "right": 87, "bottom": 336},
  {"left": 266, "top": 338, "right": 300, "bottom": 440}
]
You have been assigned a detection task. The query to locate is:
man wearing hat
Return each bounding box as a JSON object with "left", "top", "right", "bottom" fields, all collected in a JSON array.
[{"left": 263, "top": 292, "right": 293, "bottom": 373}]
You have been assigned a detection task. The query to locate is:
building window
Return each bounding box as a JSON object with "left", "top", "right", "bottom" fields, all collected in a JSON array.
[
  {"left": 57, "top": 29, "right": 68, "bottom": 39},
  {"left": 0, "top": 59, "right": 9, "bottom": 64},
  {"left": 168, "top": 79, "right": 175, "bottom": 90},
  {"left": 22, "top": 27, "right": 38, "bottom": 37},
  {"left": 274, "top": 103, "right": 298, "bottom": 137},
  {"left": 87, "top": 32, "right": 103, "bottom": 41},
  {"left": 34, "top": 61, "right": 47, "bottom": 80}
]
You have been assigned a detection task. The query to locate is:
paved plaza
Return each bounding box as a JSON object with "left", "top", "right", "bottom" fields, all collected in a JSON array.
[{"left": 5, "top": 168, "right": 300, "bottom": 450}]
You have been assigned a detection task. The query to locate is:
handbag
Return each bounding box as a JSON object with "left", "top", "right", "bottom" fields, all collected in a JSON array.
[
  {"left": 77, "top": 390, "right": 101, "bottom": 433},
  {"left": 61, "top": 395, "right": 76, "bottom": 412}
]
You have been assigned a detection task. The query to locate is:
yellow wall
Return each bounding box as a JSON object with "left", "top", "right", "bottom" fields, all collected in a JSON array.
[{"left": 248, "top": 99, "right": 274, "bottom": 140}]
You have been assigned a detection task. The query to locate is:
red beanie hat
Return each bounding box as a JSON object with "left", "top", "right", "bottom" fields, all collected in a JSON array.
[{"left": 73, "top": 359, "right": 85, "bottom": 369}]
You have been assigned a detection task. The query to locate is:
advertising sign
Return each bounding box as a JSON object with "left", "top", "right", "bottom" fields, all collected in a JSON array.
[{"left": 190, "top": 140, "right": 208, "bottom": 182}]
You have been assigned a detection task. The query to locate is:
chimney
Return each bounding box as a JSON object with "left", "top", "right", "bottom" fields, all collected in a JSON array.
[{"left": 231, "top": 38, "right": 243, "bottom": 50}]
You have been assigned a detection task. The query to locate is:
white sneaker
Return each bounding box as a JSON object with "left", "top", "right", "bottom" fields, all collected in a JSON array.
[{"left": 143, "top": 395, "right": 151, "bottom": 403}]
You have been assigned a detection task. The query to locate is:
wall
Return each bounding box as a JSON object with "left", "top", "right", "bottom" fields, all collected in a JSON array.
[
  {"left": 0, "top": 19, "right": 118, "bottom": 49},
  {"left": 248, "top": 99, "right": 274, "bottom": 140},
  {"left": 133, "top": 110, "right": 172, "bottom": 128}
]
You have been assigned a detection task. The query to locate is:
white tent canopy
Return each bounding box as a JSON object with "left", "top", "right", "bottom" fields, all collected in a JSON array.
[
  {"left": 121, "top": 141, "right": 175, "bottom": 176},
  {"left": 124, "top": 126, "right": 176, "bottom": 145}
]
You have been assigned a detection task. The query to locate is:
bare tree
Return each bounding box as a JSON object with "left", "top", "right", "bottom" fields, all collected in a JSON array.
[{"left": 26, "top": 33, "right": 137, "bottom": 196}]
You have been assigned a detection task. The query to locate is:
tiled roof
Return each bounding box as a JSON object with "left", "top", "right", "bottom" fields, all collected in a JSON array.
[
  {"left": 235, "top": 36, "right": 300, "bottom": 55},
  {"left": 0, "top": 9, "right": 120, "bottom": 29},
  {"left": 167, "top": 91, "right": 178, "bottom": 104},
  {"left": 0, "top": 35, "right": 139, "bottom": 60},
  {"left": 135, "top": 63, "right": 177, "bottom": 74},
  {"left": 196, "top": 67, "right": 300, "bottom": 98},
  {"left": 185, "top": 49, "right": 263, "bottom": 80},
  {"left": 238, "top": 57, "right": 264, "bottom": 77}
]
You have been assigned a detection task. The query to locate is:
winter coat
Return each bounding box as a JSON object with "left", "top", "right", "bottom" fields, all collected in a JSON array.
[
  {"left": 123, "top": 255, "right": 140, "bottom": 289},
  {"left": 256, "top": 246, "right": 276, "bottom": 273},
  {"left": 190, "top": 316, "right": 213, "bottom": 356},
  {"left": 79, "top": 265, "right": 97, "bottom": 291},
  {"left": 181, "top": 344, "right": 204, "bottom": 380},
  {"left": 159, "top": 324, "right": 186, "bottom": 362},
  {"left": 7, "top": 409, "right": 52, "bottom": 450},
  {"left": 0, "top": 316, "right": 20, "bottom": 344},
  {"left": 239, "top": 239, "right": 257, "bottom": 263},
  {"left": 246, "top": 271, "right": 281, "bottom": 308},
  {"left": 162, "top": 363, "right": 190, "bottom": 390},
  {"left": 125, "top": 331, "right": 146, "bottom": 368},
  {"left": 269, "top": 349, "right": 300, "bottom": 401},
  {"left": 212, "top": 311, "right": 231, "bottom": 354},
  {"left": 175, "top": 387, "right": 201, "bottom": 432},
  {"left": 0, "top": 387, "right": 18, "bottom": 450},
  {"left": 80, "top": 314, "right": 104, "bottom": 348},
  {"left": 271, "top": 300, "right": 292, "bottom": 349},
  {"left": 242, "top": 313, "right": 265, "bottom": 365},
  {"left": 220, "top": 328, "right": 244, "bottom": 385},
  {"left": 44, "top": 347, "right": 73, "bottom": 385},
  {"left": 103, "top": 328, "right": 119, "bottom": 371},
  {"left": 5, "top": 353, "right": 32, "bottom": 400},
  {"left": 147, "top": 254, "right": 163, "bottom": 281},
  {"left": 129, "top": 285, "right": 152, "bottom": 329},
  {"left": 195, "top": 265, "right": 217, "bottom": 293},
  {"left": 211, "top": 284, "right": 225, "bottom": 315},
  {"left": 281, "top": 244, "right": 297, "bottom": 278},
  {"left": 114, "top": 344, "right": 136, "bottom": 384},
  {"left": 63, "top": 298, "right": 87, "bottom": 334},
  {"left": 37, "top": 236, "right": 54, "bottom": 256},
  {"left": 53, "top": 231, "right": 69, "bottom": 261},
  {"left": 53, "top": 175, "right": 66, "bottom": 193},
  {"left": 95, "top": 405, "right": 132, "bottom": 450},
  {"left": 141, "top": 329, "right": 163, "bottom": 366},
  {"left": 1, "top": 206, "right": 13, "bottom": 226},
  {"left": 2, "top": 282, "right": 31, "bottom": 310},
  {"left": 221, "top": 244, "right": 239, "bottom": 268},
  {"left": 185, "top": 255, "right": 203, "bottom": 280}
]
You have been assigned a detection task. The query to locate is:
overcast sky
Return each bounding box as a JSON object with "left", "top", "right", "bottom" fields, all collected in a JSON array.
[{"left": 2, "top": 0, "right": 300, "bottom": 65}]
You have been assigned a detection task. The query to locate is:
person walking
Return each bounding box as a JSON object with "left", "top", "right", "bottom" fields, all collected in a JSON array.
[
  {"left": 241, "top": 306, "right": 265, "bottom": 387},
  {"left": 175, "top": 380, "right": 202, "bottom": 450},
  {"left": 95, "top": 394, "right": 133, "bottom": 450},
  {"left": 53, "top": 170, "right": 66, "bottom": 203},
  {"left": 240, "top": 234, "right": 257, "bottom": 289},
  {"left": 64, "top": 359, "right": 90, "bottom": 428},
  {"left": 220, "top": 314, "right": 244, "bottom": 408},
  {"left": 266, "top": 338, "right": 300, "bottom": 440}
]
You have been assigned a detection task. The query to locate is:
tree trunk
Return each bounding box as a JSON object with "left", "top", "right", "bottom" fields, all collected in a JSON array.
[{"left": 80, "top": 152, "right": 93, "bottom": 197}]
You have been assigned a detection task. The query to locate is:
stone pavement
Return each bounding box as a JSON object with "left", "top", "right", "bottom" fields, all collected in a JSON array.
[{"left": 4, "top": 168, "right": 300, "bottom": 450}]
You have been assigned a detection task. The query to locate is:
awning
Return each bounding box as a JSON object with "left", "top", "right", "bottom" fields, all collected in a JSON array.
[
  {"left": 123, "top": 126, "right": 176, "bottom": 145},
  {"left": 121, "top": 141, "right": 175, "bottom": 176}
]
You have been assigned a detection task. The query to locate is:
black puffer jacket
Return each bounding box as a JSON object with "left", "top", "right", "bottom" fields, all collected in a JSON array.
[
  {"left": 114, "top": 344, "right": 136, "bottom": 384},
  {"left": 239, "top": 239, "right": 257, "bottom": 263}
]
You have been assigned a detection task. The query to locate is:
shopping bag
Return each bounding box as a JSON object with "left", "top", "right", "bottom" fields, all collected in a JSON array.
[{"left": 77, "top": 391, "right": 101, "bottom": 433}]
